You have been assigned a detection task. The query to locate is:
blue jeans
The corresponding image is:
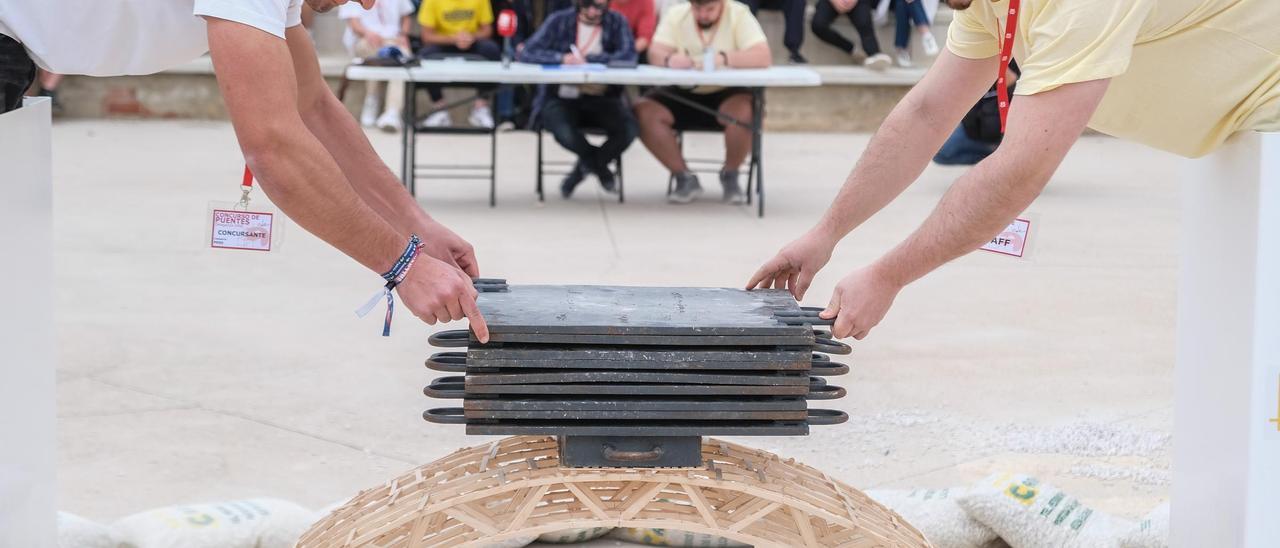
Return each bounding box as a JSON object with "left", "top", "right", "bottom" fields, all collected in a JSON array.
[
  {"left": 894, "top": 0, "right": 929, "bottom": 49},
  {"left": 933, "top": 125, "right": 999, "bottom": 166}
]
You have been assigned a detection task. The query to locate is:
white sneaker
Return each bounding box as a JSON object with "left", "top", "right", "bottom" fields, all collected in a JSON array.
[
  {"left": 864, "top": 53, "right": 891, "bottom": 71},
  {"left": 420, "top": 110, "right": 451, "bottom": 128},
  {"left": 468, "top": 105, "right": 495, "bottom": 129},
  {"left": 359, "top": 94, "right": 379, "bottom": 127},
  {"left": 376, "top": 109, "right": 402, "bottom": 133},
  {"left": 921, "top": 31, "right": 940, "bottom": 56},
  {"left": 895, "top": 49, "right": 913, "bottom": 68}
]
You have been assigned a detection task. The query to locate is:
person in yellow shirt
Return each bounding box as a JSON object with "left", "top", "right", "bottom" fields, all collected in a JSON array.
[
  {"left": 634, "top": 0, "right": 772, "bottom": 205},
  {"left": 416, "top": 0, "right": 499, "bottom": 127},
  {"left": 747, "top": 0, "right": 1280, "bottom": 340}
]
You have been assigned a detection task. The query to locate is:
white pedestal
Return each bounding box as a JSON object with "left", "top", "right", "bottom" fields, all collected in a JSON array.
[
  {"left": 1174, "top": 131, "right": 1280, "bottom": 546},
  {"left": 0, "top": 97, "right": 56, "bottom": 547}
]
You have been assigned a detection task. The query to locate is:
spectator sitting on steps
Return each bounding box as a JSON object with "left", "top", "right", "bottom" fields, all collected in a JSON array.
[
  {"left": 633, "top": 0, "right": 771, "bottom": 205},
  {"left": 340, "top": 0, "right": 415, "bottom": 132},
  {"left": 810, "top": 0, "right": 891, "bottom": 70}
]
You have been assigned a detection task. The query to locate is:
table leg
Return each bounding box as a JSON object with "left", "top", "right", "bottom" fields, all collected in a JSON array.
[
  {"left": 752, "top": 88, "right": 765, "bottom": 218},
  {"left": 401, "top": 80, "right": 412, "bottom": 191},
  {"left": 408, "top": 82, "right": 419, "bottom": 197}
]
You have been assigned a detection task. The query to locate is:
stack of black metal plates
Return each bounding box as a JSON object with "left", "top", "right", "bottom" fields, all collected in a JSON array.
[{"left": 424, "top": 284, "right": 851, "bottom": 441}]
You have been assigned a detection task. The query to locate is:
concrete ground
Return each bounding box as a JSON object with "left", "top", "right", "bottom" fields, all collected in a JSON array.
[{"left": 53, "top": 120, "right": 1177, "bottom": 534}]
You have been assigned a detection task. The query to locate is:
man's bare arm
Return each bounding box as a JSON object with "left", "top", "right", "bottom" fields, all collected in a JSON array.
[
  {"left": 725, "top": 42, "right": 770, "bottom": 68},
  {"left": 747, "top": 50, "right": 997, "bottom": 297},
  {"left": 206, "top": 18, "right": 488, "bottom": 338},
  {"left": 285, "top": 26, "right": 480, "bottom": 275},
  {"left": 207, "top": 19, "right": 404, "bottom": 273},
  {"left": 815, "top": 50, "right": 998, "bottom": 242},
  {"left": 876, "top": 78, "right": 1111, "bottom": 287},
  {"left": 824, "top": 78, "right": 1111, "bottom": 340}
]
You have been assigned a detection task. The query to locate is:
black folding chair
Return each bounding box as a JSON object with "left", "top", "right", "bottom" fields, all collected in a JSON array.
[{"left": 535, "top": 127, "right": 625, "bottom": 203}]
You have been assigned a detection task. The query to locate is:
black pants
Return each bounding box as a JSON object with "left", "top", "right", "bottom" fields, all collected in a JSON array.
[
  {"left": 742, "top": 0, "right": 805, "bottom": 54},
  {"left": 418, "top": 40, "right": 502, "bottom": 102},
  {"left": 540, "top": 94, "right": 637, "bottom": 174},
  {"left": 810, "top": 0, "right": 881, "bottom": 56},
  {"left": 0, "top": 34, "right": 36, "bottom": 113}
]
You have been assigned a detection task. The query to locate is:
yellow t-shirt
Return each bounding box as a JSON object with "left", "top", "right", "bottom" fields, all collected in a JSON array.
[
  {"left": 418, "top": 0, "right": 493, "bottom": 36},
  {"left": 652, "top": 1, "right": 767, "bottom": 60},
  {"left": 947, "top": 0, "right": 1280, "bottom": 157}
]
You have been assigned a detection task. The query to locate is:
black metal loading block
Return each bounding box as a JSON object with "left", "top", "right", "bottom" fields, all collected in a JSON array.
[{"left": 425, "top": 283, "right": 852, "bottom": 467}]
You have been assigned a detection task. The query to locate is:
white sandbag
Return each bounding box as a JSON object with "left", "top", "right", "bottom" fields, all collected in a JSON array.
[
  {"left": 58, "top": 511, "right": 115, "bottom": 548},
  {"left": 1119, "top": 502, "right": 1170, "bottom": 548},
  {"left": 958, "top": 473, "right": 1133, "bottom": 548},
  {"left": 867, "top": 488, "right": 998, "bottom": 548},
  {"left": 536, "top": 527, "right": 613, "bottom": 543},
  {"left": 111, "top": 498, "right": 314, "bottom": 548},
  {"left": 608, "top": 527, "right": 748, "bottom": 547},
  {"left": 480, "top": 534, "right": 537, "bottom": 548}
]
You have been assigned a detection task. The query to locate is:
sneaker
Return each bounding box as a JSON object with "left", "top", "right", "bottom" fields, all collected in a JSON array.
[
  {"left": 895, "top": 48, "right": 913, "bottom": 68},
  {"left": 594, "top": 164, "right": 618, "bottom": 193},
  {"left": 360, "top": 94, "right": 379, "bottom": 127},
  {"left": 921, "top": 31, "right": 940, "bottom": 56},
  {"left": 560, "top": 162, "right": 587, "bottom": 198},
  {"left": 376, "top": 109, "right": 402, "bottom": 133},
  {"left": 668, "top": 171, "right": 703, "bottom": 204},
  {"left": 864, "top": 53, "right": 891, "bottom": 71},
  {"left": 787, "top": 51, "right": 808, "bottom": 65},
  {"left": 468, "top": 105, "right": 495, "bottom": 129},
  {"left": 720, "top": 171, "right": 746, "bottom": 205},
  {"left": 419, "top": 110, "right": 451, "bottom": 128}
]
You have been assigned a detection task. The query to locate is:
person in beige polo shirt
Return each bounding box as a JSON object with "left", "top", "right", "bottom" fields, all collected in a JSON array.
[{"left": 747, "top": 0, "right": 1280, "bottom": 339}]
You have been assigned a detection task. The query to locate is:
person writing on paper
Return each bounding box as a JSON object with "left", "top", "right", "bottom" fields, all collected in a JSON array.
[
  {"left": 633, "top": 0, "right": 771, "bottom": 205},
  {"left": 518, "top": 0, "right": 638, "bottom": 197},
  {"left": 747, "top": 0, "right": 1280, "bottom": 340},
  {"left": 0, "top": 0, "right": 490, "bottom": 341}
]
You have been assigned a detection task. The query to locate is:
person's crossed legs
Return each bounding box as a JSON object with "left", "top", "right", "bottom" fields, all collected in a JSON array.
[{"left": 543, "top": 94, "right": 638, "bottom": 198}]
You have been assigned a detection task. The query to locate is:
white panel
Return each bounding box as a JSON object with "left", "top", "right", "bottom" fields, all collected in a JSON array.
[{"left": 0, "top": 97, "right": 56, "bottom": 548}]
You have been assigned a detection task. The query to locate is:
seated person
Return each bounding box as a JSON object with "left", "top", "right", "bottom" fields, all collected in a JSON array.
[
  {"left": 634, "top": 0, "right": 770, "bottom": 205},
  {"left": 741, "top": 0, "right": 805, "bottom": 64},
  {"left": 810, "top": 0, "right": 890, "bottom": 70},
  {"left": 418, "top": 0, "right": 501, "bottom": 128},
  {"left": 610, "top": 0, "right": 655, "bottom": 56},
  {"left": 519, "top": 1, "right": 638, "bottom": 197},
  {"left": 340, "top": 0, "right": 416, "bottom": 131}
]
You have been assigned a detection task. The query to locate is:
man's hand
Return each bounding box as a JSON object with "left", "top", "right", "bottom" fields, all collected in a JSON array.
[
  {"left": 635, "top": 38, "right": 650, "bottom": 53},
  {"left": 455, "top": 31, "right": 476, "bottom": 49},
  {"left": 306, "top": 0, "right": 375, "bottom": 13},
  {"left": 418, "top": 219, "right": 480, "bottom": 277},
  {"left": 819, "top": 264, "right": 902, "bottom": 340},
  {"left": 666, "top": 52, "right": 694, "bottom": 69},
  {"left": 562, "top": 52, "right": 585, "bottom": 65},
  {"left": 363, "top": 31, "right": 385, "bottom": 48},
  {"left": 746, "top": 229, "right": 838, "bottom": 299},
  {"left": 398, "top": 257, "right": 490, "bottom": 342}
]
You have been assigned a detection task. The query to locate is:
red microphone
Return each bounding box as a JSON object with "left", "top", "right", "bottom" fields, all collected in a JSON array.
[
  {"left": 497, "top": 9, "right": 517, "bottom": 67},
  {"left": 497, "top": 9, "right": 518, "bottom": 38}
]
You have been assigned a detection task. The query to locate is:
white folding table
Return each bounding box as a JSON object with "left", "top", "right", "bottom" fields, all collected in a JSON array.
[{"left": 345, "top": 61, "right": 821, "bottom": 216}]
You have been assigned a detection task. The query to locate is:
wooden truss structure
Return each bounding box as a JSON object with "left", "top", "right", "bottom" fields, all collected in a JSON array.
[{"left": 298, "top": 436, "right": 930, "bottom": 547}]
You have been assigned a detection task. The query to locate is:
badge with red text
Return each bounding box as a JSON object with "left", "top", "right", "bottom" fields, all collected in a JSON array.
[
  {"left": 981, "top": 217, "right": 1032, "bottom": 258},
  {"left": 206, "top": 166, "right": 284, "bottom": 252},
  {"left": 210, "top": 209, "right": 274, "bottom": 251}
]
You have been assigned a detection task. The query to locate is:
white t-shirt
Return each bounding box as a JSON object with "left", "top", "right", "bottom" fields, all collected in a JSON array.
[
  {"left": 0, "top": 0, "right": 302, "bottom": 76},
  {"left": 339, "top": 0, "right": 415, "bottom": 54}
]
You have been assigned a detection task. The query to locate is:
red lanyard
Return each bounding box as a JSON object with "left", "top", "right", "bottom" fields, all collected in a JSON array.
[
  {"left": 242, "top": 166, "right": 254, "bottom": 188},
  {"left": 576, "top": 24, "right": 602, "bottom": 55},
  {"left": 997, "top": 0, "right": 1020, "bottom": 133}
]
